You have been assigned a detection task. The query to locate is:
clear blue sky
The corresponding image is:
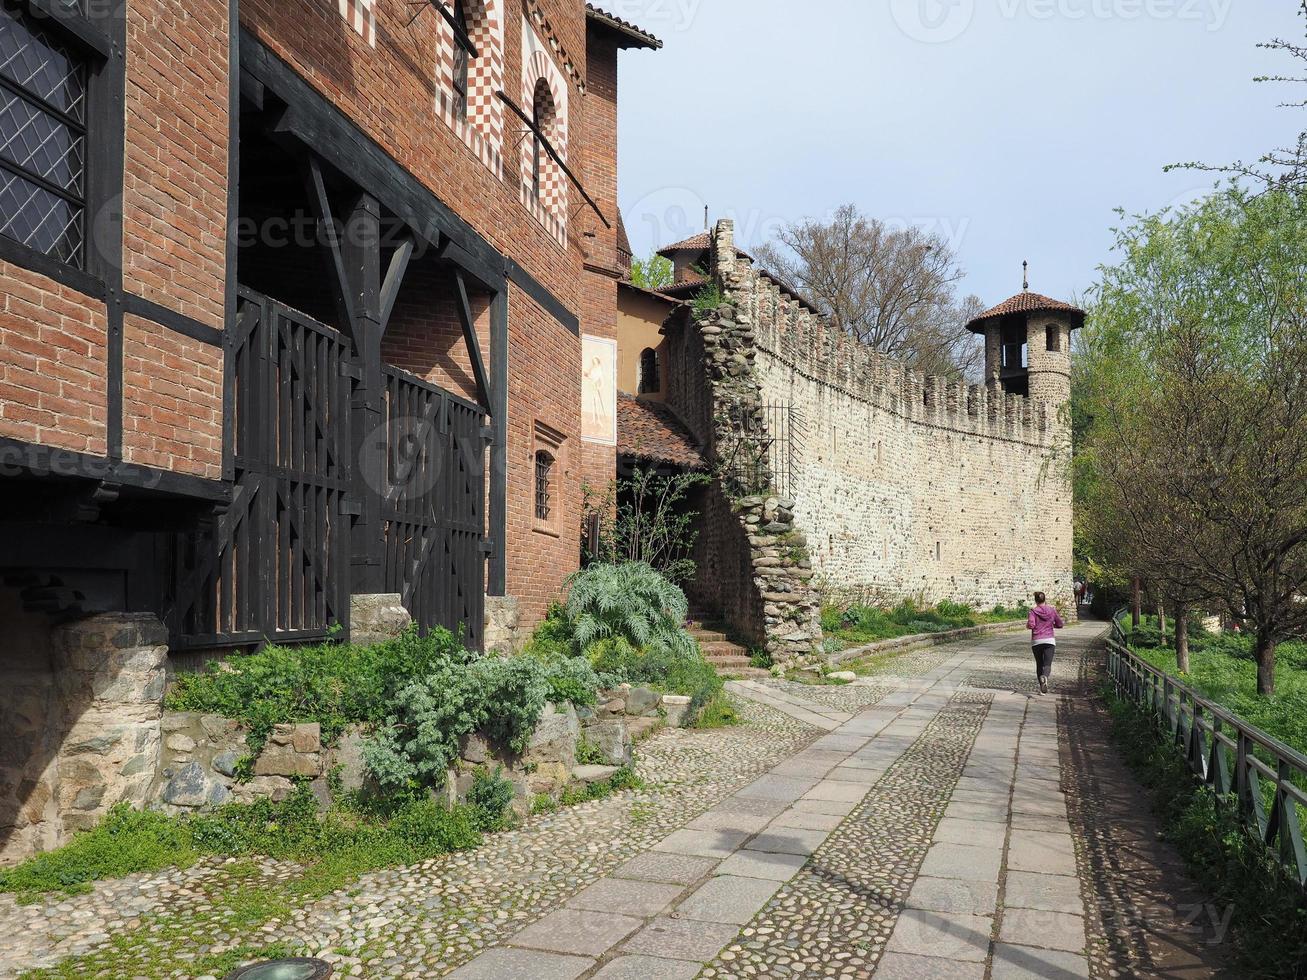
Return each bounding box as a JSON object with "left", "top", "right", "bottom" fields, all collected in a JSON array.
[{"left": 614, "top": 1, "right": 1302, "bottom": 307}]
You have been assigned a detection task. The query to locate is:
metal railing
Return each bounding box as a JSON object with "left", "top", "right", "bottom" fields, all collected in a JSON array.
[{"left": 1107, "top": 613, "right": 1307, "bottom": 887}]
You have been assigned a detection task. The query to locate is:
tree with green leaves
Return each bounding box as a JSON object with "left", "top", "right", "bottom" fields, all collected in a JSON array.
[
  {"left": 1077, "top": 188, "right": 1307, "bottom": 694},
  {"left": 630, "top": 253, "right": 674, "bottom": 291}
]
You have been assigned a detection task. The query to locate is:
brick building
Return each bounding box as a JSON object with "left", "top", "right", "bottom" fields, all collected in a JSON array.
[{"left": 0, "top": 0, "right": 658, "bottom": 861}]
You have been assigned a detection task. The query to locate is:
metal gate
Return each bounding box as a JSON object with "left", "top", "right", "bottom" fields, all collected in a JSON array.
[
  {"left": 382, "top": 366, "right": 487, "bottom": 648},
  {"left": 164, "top": 288, "right": 352, "bottom": 649}
]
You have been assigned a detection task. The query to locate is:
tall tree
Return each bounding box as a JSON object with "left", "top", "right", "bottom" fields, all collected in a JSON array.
[
  {"left": 1078, "top": 188, "right": 1307, "bottom": 694},
  {"left": 754, "top": 204, "right": 985, "bottom": 379},
  {"left": 1169, "top": 2, "right": 1307, "bottom": 191}
]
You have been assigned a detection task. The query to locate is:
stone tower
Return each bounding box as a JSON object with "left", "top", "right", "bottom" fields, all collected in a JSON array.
[{"left": 966, "top": 280, "right": 1084, "bottom": 414}]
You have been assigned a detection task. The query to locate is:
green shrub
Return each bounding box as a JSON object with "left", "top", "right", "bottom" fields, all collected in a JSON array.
[
  {"left": 466, "top": 767, "right": 515, "bottom": 831},
  {"left": 587, "top": 636, "right": 723, "bottom": 710},
  {"left": 559, "top": 765, "right": 644, "bottom": 806},
  {"left": 565, "top": 562, "right": 695, "bottom": 658},
  {"left": 166, "top": 627, "right": 475, "bottom": 756},
  {"left": 364, "top": 653, "right": 554, "bottom": 795},
  {"left": 749, "top": 648, "right": 775, "bottom": 670}
]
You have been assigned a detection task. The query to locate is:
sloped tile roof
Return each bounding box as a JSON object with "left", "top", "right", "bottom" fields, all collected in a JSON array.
[
  {"left": 657, "top": 233, "right": 754, "bottom": 262},
  {"left": 586, "top": 4, "right": 662, "bottom": 49},
  {"left": 966, "top": 291, "right": 1086, "bottom": 333},
  {"left": 617, "top": 393, "right": 704, "bottom": 468}
]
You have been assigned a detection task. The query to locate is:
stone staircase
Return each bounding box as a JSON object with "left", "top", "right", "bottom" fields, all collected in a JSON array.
[{"left": 686, "top": 613, "right": 769, "bottom": 677}]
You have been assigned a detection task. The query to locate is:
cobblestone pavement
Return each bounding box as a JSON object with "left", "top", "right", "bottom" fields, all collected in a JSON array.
[
  {"left": 0, "top": 699, "right": 816, "bottom": 979},
  {"left": 3, "top": 624, "right": 1228, "bottom": 979}
]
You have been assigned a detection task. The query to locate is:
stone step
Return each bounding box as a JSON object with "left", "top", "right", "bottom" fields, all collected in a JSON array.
[
  {"left": 687, "top": 629, "right": 729, "bottom": 643},
  {"left": 700, "top": 640, "right": 749, "bottom": 657},
  {"left": 706, "top": 655, "right": 754, "bottom": 669}
]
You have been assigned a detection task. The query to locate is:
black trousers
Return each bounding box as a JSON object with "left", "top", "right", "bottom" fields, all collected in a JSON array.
[{"left": 1033, "top": 644, "right": 1056, "bottom": 679}]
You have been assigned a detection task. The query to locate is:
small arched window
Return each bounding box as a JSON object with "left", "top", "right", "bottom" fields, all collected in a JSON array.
[
  {"left": 534, "top": 450, "right": 553, "bottom": 522},
  {"left": 531, "top": 78, "right": 553, "bottom": 201},
  {"left": 1046, "top": 325, "right": 1060, "bottom": 352},
  {"left": 638, "top": 348, "right": 660, "bottom": 395},
  {"left": 451, "top": 0, "right": 470, "bottom": 121}
]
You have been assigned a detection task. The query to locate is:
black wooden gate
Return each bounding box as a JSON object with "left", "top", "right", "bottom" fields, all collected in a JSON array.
[
  {"left": 382, "top": 366, "right": 487, "bottom": 648},
  {"left": 164, "top": 288, "right": 352, "bottom": 649},
  {"left": 164, "top": 290, "right": 487, "bottom": 651}
]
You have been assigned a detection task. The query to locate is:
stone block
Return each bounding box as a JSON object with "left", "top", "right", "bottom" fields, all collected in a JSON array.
[
  {"left": 625, "top": 687, "right": 659, "bottom": 717},
  {"left": 583, "top": 718, "right": 632, "bottom": 766},
  {"left": 660, "top": 695, "right": 693, "bottom": 728},
  {"left": 166, "top": 734, "right": 196, "bottom": 754},
  {"left": 460, "top": 733, "right": 492, "bottom": 765},
  {"left": 528, "top": 703, "right": 580, "bottom": 765},
  {"left": 162, "top": 761, "right": 230, "bottom": 808},
  {"left": 211, "top": 750, "right": 239, "bottom": 778},
  {"left": 350, "top": 593, "right": 412, "bottom": 645},
  {"left": 234, "top": 775, "right": 295, "bottom": 803},
  {"left": 327, "top": 729, "right": 369, "bottom": 793},
  {"left": 573, "top": 765, "right": 619, "bottom": 785},
  {"left": 253, "top": 742, "right": 321, "bottom": 778}
]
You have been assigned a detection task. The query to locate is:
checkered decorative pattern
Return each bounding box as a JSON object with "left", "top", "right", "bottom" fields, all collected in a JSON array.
[
  {"left": 337, "top": 0, "right": 375, "bottom": 46},
  {"left": 434, "top": 0, "right": 504, "bottom": 177},
  {"left": 519, "top": 28, "right": 569, "bottom": 246}
]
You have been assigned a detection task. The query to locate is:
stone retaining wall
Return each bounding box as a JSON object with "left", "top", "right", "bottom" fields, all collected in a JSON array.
[{"left": 150, "top": 685, "right": 696, "bottom": 818}]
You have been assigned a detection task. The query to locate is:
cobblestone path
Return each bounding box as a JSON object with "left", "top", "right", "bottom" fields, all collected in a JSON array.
[{"left": 1, "top": 623, "right": 1230, "bottom": 979}]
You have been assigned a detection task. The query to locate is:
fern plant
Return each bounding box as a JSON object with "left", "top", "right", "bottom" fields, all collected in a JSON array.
[{"left": 564, "top": 562, "right": 695, "bottom": 659}]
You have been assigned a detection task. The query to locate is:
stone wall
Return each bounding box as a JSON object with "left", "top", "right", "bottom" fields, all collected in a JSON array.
[
  {"left": 666, "top": 250, "right": 825, "bottom": 664},
  {"left": 149, "top": 684, "right": 692, "bottom": 818},
  {"left": 1, "top": 606, "right": 168, "bottom": 866},
  {"left": 709, "top": 220, "right": 1075, "bottom": 614}
]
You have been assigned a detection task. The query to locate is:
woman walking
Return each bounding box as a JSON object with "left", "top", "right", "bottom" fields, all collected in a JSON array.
[{"left": 1027, "top": 591, "right": 1065, "bottom": 695}]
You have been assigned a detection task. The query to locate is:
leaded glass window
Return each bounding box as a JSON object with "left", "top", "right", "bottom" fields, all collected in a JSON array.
[{"left": 0, "top": 4, "right": 88, "bottom": 267}]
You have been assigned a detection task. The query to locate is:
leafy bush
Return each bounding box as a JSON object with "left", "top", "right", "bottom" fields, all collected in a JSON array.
[
  {"left": 565, "top": 562, "right": 695, "bottom": 658},
  {"left": 167, "top": 627, "right": 475, "bottom": 755},
  {"left": 821, "top": 597, "right": 1025, "bottom": 651},
  {"left": 466, "top": 768, "right": 515, "bottom": 831},
  {"left": 364, "top": 654, "right": 552, "bottom": 795},
  {"left": 587, "top": 636, "right": 723, "bottom": 710},
  {"left": 559, "top": 765, "right": 644, "bottom": 806}
]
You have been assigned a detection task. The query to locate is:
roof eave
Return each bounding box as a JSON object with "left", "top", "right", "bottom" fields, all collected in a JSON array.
[{"left": 585, "top": 6, "right": 663, "bottom": 50}]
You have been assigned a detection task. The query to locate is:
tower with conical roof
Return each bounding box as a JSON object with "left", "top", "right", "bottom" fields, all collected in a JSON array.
[{"left": 966, "top": 266, "right": 1084, "bottom": 414}]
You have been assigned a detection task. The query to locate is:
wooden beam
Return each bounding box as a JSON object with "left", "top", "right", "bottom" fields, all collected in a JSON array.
[
  {"left": 487, "top": 291, "right": 508, "bottom": 595},
  {"left": 379, "top": 235, "right": 414, "bottom": 334},
  {"left": 454, "top": 271, "right": 493, "bottom": 414},
  {"left": 426, "top": 0, "right": 478, "bottom": 58},
  {"left": 496, "top": 90, "right": 611, "bottom": 230},
  {"left": 302, "top": 155, "right": 359, "bottom": 342}
]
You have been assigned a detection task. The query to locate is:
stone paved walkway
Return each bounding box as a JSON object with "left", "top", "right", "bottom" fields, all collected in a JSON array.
[{"left": 1, "top": 623, "right": 1231, "bottom": 979}]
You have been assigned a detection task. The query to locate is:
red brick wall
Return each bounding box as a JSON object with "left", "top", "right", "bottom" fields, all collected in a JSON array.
[
  {"left": 0, "top": 263, "right": 107, "bottom": 455},
  {"left": 122, "top": 0, "right": 230, "bottom": 329},
  {"left": 121, "top": 316, "right": 223, "bottom": 478},
  {"left": 506, "top": 293, "right": 582, "bottom": 622}
]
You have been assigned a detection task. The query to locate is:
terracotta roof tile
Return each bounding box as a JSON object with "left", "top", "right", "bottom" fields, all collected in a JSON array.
[
  {"left": 657, "top": 233, "right": 754, "bottom": 262},
  {"left": 617, "top": 393, "right": 704, "bottom": 468},
  {"left": 966, "top": 291, "right": 1086, "bottom": 333}
]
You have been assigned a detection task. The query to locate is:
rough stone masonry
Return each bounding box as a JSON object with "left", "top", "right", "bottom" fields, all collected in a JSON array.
[{"left": 684, "top": 222, "right": 1073, "bottom": 661}]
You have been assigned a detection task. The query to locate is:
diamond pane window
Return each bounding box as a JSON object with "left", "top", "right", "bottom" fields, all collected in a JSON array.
[{"left": 0, "top": 5, "right": 88, "bottom": 267}]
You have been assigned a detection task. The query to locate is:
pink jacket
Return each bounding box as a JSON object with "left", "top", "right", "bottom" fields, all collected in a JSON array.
[{"left": 1028, "top": 604, "right": 1065, "bottom": 644}]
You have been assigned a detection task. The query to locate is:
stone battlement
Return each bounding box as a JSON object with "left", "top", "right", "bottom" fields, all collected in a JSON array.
[{"left": 711, "top": 221, "right": 1054, "bottom": 446}]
